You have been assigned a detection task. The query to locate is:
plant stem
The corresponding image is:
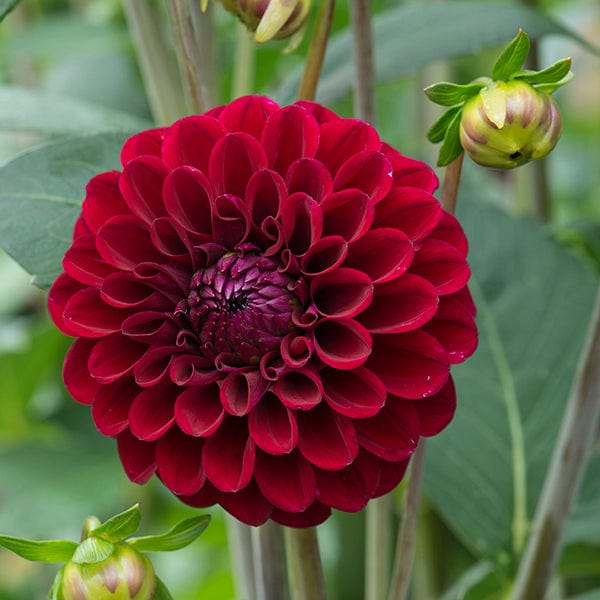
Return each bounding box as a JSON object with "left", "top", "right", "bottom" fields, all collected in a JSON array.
[
  {"left": 512, "top": 285, "right": 600, "bottom": 600},
  {"left": 297, "top": 0, "right": 336, "bottom": 101},
  {"left": 190, "top": 0, "right": 218, "bottom": 107},
  {"left": 365, "top": 496, "right": 392, "bottom": 600},
  {"left": 386, "top": 439, "right": 427, "bottom": 600},
  {"left": 166, "top": 0, "right": 207, "bottom": 114},
  {"left": 440, "top": 152, "right": 464, "bottom": 214},
  {"left": 121, "top": 0, "right": 187, "bottom": 124},
  {"left": 349, "top": 0, "right": 375, "bottom": 123},
  {"left": 225, "top": 516, "right": 257, "bottom": 600},
  {"left": 232, "top": 23, "right": 256, "bottom": 98},
  {"left": 252, "top": 522, "right": 289, "bottom": 600},
  {"left": 284, "top": 527, "right": 327, "bottom": 600}
]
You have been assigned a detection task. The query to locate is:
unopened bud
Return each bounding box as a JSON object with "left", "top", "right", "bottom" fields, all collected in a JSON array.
[
  {"left": 221, "top": 0, "right": 311, "bottom": 42},
  {"left": 459, "top": 80, "right": 562, "bottom": 168},
  {"left": 61, "top": 542, "right": 156, "bottom": 600}
]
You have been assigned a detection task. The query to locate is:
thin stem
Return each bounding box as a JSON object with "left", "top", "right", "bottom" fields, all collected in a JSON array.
[
  {"left": 190, "top": 0, "right": 218, "bottom": 108},
  {"left": 297, "top": 0, "right": 336, "bottom": 101},
  {"left": 440, "top": 152, "right": 464, "bottom": 214},
  {"left": 121, "top": 0, "right": 187, "bottom": 124},
  {"left": 386, "top": 439, "right": 427, "bottom": 600},
  {"left": 225, "top": 516, "right": 257, "bottom": 600},
  {"left": 232, "top": 23, "right": 256, "bottom": 98},
  {"left": 252, "top": 522, "right": 289, "bottom": 600},
  {"left": 512, "top": 285, "right": 600, "bottom": 600},
  {"left": 166, "top": 0, "right": 207, "bottom": 114},
  {"left": 284, "top": 527, "right": 327, "bottom": 600},
  {"left": 349, "top": 0, "right": 375, "bottom": 123},
  {"left": 365, "top": 496, "right": 392, "bottom": 600}
]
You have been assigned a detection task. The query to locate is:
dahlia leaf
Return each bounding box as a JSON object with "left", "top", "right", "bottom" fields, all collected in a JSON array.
[
  {"left": 71, "top": 536, "right": 114, "bottom": 564},
  {"left": 91, "top": 504, "right": 141, "bottom": 543},
  {"left": 511, "top": 57, "right": 572, "bottom": 85},
  {"left": 440, "top": 560, "right": 499, "bottom": 600},
  {"left": 492, "top": 29, "right": 530, "bottom": 81},
  {"left": 529, "top": 71, "right": 575, "bottom": 95},
  {"left": 0, "top": 132, "right": 130, "bottom": 289},
  {"left": 152, "top": 577, "right": 175, "bottom": 600},
  {"left": 128, "top": 515, "right": 210, "bottom": 553},
  {"left": 424, "top": 82, "right": 485, "bottom": 107},
  {"left": 436, "top": 110, "right": 463, "bottom": 167},
  {"left": 0, "top": 0, "right": 20, "bottom": 22},
  {"left": 427, "top": 105, "right": 463, "bottom": 144},
  {"left": 0, "top": 535, "right": 77, "bottom": 563}
]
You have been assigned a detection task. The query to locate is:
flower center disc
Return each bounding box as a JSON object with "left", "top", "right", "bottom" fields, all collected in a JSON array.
[{"left": 185, "top": 252, "right": 299, "bottom": 364}]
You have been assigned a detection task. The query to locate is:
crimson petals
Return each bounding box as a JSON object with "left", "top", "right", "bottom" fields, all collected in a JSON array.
[
  {"left": 219, "top": 480, "right": 272, "bottom": 526},
  {"left": 134, "top": 345, "right": 177, "bottom": 387},
  {"left": 101, "top": 272, "right": 171, "bottom": 309},
  {"left": 321, "top": 366, "right": 385, "bottom": 418},
  {"left": 270, "top": 501, "right": 331, "bottom": 528},
  {"left": 382, "top": 143, "right": 438, "bottom": 193},
  {"left": 286, "top": 158, "right": 333, "bottom": 203},
  {"left": 88, "top": 333, "right": 147, "bottom": 384},
  {"left": 175, "top": 383, "right": 224, "bottom": 436},
  {"left": 63, "top": 338, "right": 99, "bottom": 405},
  {"left": 246, "top": 169, "right": 285, "bottom": 227},
  {"left": 415, "top": 377, "right": 456, "bottom": 437},
  {"left": 372, "top": 457, "right": 410, "bottom": 497},
  {"left": 297, "top": 403, "right": 358, "bottom": 470},
  {"left": 280, "top": 334, "right": 313, "bottom": 369},
  {"left": 48, "top": 273, "right": 85, "bottom": 335},
  {"left": 150, "top": 217, "right": 193, "bottom": 263},
  {"left": 117, "top": 430, "right": 156, "bottom": 484},
  {"left": 314, "top": 318, "right": 372, "bottom": 369},
  {"left": 429, "top": 211, "right": 469, "bottom": 257},
  {"left": 293, "top": 100, "right": 338, "bottom": 124},
  {"left": 121, "top": 311, "right": 177, "bottom": 344},
  {"left": 333, "top": 151, "right": 393, "bottom": 204},
  {"left": 311, "top": 268, "right": 373, "bottom": 318},
  {"left": 359, "top": 274, "right": 439, "bottom": 334},
  {"left": 202, "top": 417, "right": 255, "bottom": 492},
  {"left": 82, "top": 171, "right": 131, "bottom": 234},
  {"left": 274, "top": 369, "right": 322, "bottom": 410},
  {"left": 63, "top": 287, "right": 127, "bottom": 337},
  {"left": 120, "top": 128, "right": 167, "bottom": 166},
  {"left": 211, "top": 194, "right": 250, "bottom": 248},
  {"left": 63, "top": 234, "right": 116, "bottom": 287},
  {"left": 300, "top": 235, "right": 347, "bottom": 277},
  {"left": 129, "top": 384, "right": 175, "bottom": 442},
  {"left": 220, "top": 370, "right": 268, "bottom": 416},
  {"left": 248, "top": 392, "right": 298, "bottom": 454},
  {"left": 321, "top": 189, "right": 374, "bottom": 242},
  {"left": 218, "top": 95, "right": 279, "bottom": 140},
  {"left": 92, "top": 378, "right": 138, "bottom": 435},
  {"left": 254, "top": 450, "right": 316, "bottom": 512},
  {"left": 156, "top": 428, "right": 206, "bottom": 495},
  {"left": 281, "top": 192, "right": 323, "bottom": 256},
  {"left": 170, "top": 354, "right": 218, "bottom": 386}
]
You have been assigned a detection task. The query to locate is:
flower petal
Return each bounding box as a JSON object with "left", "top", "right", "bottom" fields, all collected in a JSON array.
[
  {"left": 333, "top": 151, "right": 392, "bottom": 203},
  {"left": 313, "top": 318, "right": 372, "bottom": 369},
  {"left": 311, "top": 268, "right": 373, "bottom": 318},
  {"left": 280, "top": 334, "right": 313, "bottom": 369},
  {"left": 117, "top": 430, "right": 156, "bottom": 484},
  {"left": 218, "top": 95, "right": 279, "bottom": 140},
  {"left": 121, "top": 128, "right": 167, "bottom": 166},
  {"left": 63, "top": 338, "right": 99, "bottom": 404},
  {"left": 281, "top": 191, "right": 323, "bottom": 256},
  {"left": 300, "top": 235, "right": 347, "bottom": 277},
  {"left": 294, "top": 100, "right": 338, "bottom": 124},
  {"left": 88, "top": 333, "right": 147, "bottom": 384},
  {"left": 101, "top": 272, "right": 172, "bottom": 309},
  {"left": 128, "top": 383, "right": 176, "bottom": 441},
  {"left": 48, "top": 273, "right": 85, "bottom": 336},
  {"left": 211, "top": 194, "right": 251, "bottom": 248},
  {"left": 274, "top": 369, "right": 323, "bottom": 410},
  {"left": 321, "top": 189, "right": 374, "bottom": 242},
  {"left": 175, "top": 383, "right": 224, "bottom": 437},
  {"left": 382, "top": 142, "right": 438, "bottom": 193},
  {"left": 297, "top": 403, "right": 358, "bottom": 470},
  {"left": 134, "top": 345, "right": 177, "bottom": 387},
  {"left": 82, "top": 171, "right": 130, "bottom": 234},
  {"left": 415, "top": 377, "right": 456, "bottom": 437},
  {"left": 92, "top": 378, "right": 138, "bottom": 435},
  {"left": 121, "top": 311, "right": 178, "bottom": 344},
  {"left": 248, "top": 392, "right": 298, "bottom": 454},
  {"left": 219, "top": 480, "right": 272, "bottom": 526},
  {"left": 220, "top": 370, "right": 269, "bottom": 416},
  {"left": 429, "top": 211, "right": 469, "bottom": 257},
  {"left": 246, "top": 169, "right": 286, "bottom": 227},
  {"left": 63, "top": 287, "right": 128, "bottom": 337},
  {"left": 270, "top": 501, "right": 331, "bottom": 528},
  {"left": 286, "top": 158, "right": 333, "bottom": 203},
  {"left": 372, "top": 457, "right": 410, "bottom": 497}
]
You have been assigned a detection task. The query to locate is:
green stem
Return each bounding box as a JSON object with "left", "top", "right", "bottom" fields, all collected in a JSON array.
[
  {"left": 166, "top": 0, "right": 207, "bottom": 114},
  {"left": 512, "top": 285, "right": 600, "bottom": 600},
  {"left": 349, "top": 0, "right": 375, "bottom": 123},
  {"left": 297, "top": 0, "right": 336, "bottom": 101},
  {"left": 190, "top": 0, "right": 218, "bottom": 107},
  {"left": 232, "top": 23, "right": 256, "bottom": 98},
  {"left": 284, "top": 527, "right": 327, "bottom": 600},
  {"left": 121, "top": 0, "right": 187, "bottom": 124},
  {"left": 252, "top": 522, "right": 289, "bottom": 600},
  {"left": 365, "top": 496, "right": 392, "bottom": 600},
  {"left": 439, "top": 152, "right": 464, "bottom": 214},
  {"left": 386, "top": 439, "right": 427, "bottom": 600},
  {"left": 225, "top": 516, "right": 257, "bottom": 600}
]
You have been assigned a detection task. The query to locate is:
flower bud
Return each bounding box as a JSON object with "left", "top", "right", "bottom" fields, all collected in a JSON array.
[
  {"left": 60, "top": 542, "right": 156, "bottom": 600},
  {"left": 221, "top": 0, "right": 311, "bottom": 42},
  {"left": 459, "top": 80, "right": 562, "bottom": 168}
]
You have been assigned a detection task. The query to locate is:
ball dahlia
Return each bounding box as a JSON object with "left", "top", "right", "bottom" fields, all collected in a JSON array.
[{"left": 49, "top": 95, "right": 477, "bottom": 527}]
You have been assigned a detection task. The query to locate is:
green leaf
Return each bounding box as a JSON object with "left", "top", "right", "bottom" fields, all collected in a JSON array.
[
  {"left": 532, "top": 71, "right": 575, "bottom": 95},
  {"left": 427, "top": 106, "right": 463, "bottom": 144},
  {"left": 0, "top": 0, "right": 20, "bottom": 21},
  {"left": 511, "top": 57, "right": 572, "bottom": 85},
  {"left": 273, "top": 2, "right": 596, "bottom": 104},
  {"left": 0, "top": 132, "right": 130, "bottom": 288},
  {"left": 440, "top": 561, "right": 505, "bottom": 600},
  {"left": 49, "top": 568, "right": 64, "bottom": 600},
  {"left": 71, "top": 536, "right": 114, "bottom": 564},
  {"left": 424, "top": 82, "right": 485, "bottom": 107},
  {"left": 0, "top": 86, "right": 151, "bottom": 135},
  {"left": 152, "top": 577, "right": 175, "bottom": 600},
  {"left": 570, "top": 590, "right": 600, "bottom": 600},
  {"left": 129, "top": 515, "right": 210, "bottom": 553},
  {"left": 492, "top": 29, "right": 531, "bottom": 81},
  {"left": 437, "top": 110, "right": 463, "bottom": 167},
  {"left": 0, "top": 535, "right": 77, "bottom": 563},
  {"left": 559, "top": 543, "right": 600, "bottom": 578},
  {"left": 92, "top": 505, "right": 141, "bottom": 543},
  {"left": 423, "top": 199, "right": 598, "bottom": 561}
]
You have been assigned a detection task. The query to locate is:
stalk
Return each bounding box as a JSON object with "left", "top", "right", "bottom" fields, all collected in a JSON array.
[
  {"left": 190, "top": 0, "right": 218, "bottom": 107},
  {"left": 225, "top": 516, "right": 258, "bottom": 600},
  {"left": 284, "top": 527, "right": 327, "bottom": 600},
  {"left": 439, "top": 152, "right": 464, "bottom": 214},
  {"left": 349, "top": 0, "right": 375, "bottom": 123},
  {"left": 252, "top": 522, "right": 289, "bottom": 600},
  {"left": 365, "top": 496, "right": 392, "bottom": 600},
  {"left": 232, "top": 23, "right": 256, "bottom": 98}
]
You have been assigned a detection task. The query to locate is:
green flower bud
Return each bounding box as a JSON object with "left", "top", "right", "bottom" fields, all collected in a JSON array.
[
  {"left": 221, "top": 0, "right": 311, "bottom": 42},
  {"left": 60, "top": 542, "right": 156, "bottom": 600},
  {"left": 459, "top": 80, "right": 562, "bottom": 169}
]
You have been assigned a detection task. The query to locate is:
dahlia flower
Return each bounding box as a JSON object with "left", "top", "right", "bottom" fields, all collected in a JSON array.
[{"left": 48, "top": 95, "right": 477, "bottom": 527}]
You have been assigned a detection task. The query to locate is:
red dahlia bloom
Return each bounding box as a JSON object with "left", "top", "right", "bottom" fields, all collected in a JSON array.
[{"left": 48, "top": 96, "right": 477, "bottom": 527}]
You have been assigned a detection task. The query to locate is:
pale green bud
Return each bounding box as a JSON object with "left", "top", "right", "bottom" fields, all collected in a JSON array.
[
  {"left": 60, "top": 542, "right": 156, "bottom": 600},
  {"left": 459, "top": 80, "right": 562, "bottom": 169}
]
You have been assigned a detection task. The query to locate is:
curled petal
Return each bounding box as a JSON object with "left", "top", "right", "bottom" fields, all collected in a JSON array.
[
  {"left": 280, "top": 333, "right": 313, "bottom": 368},
  {"left": 102, "top": 273, "right": 172, "bottom": 310},
  {"left": 128, "top": 384, "right": 176, "bottom": 441},
  {"left": 321, "top": 366, "right": 385, "bottom": 418},
  {"left": 248, "top": 392, "right": 298, "bottom": 454},
  {"left": 117, "top": 430, "right": 156, "bottom": 484},
  {"left": 150, "top": 217, "right": 193, "bottom": 263},
  {"left": 220, "top": 370, "right": 269, "bottom": 416},
  {"left": 88, "top": 333, "right": 147, "bottom": 384},
  {"left": 92, "top": 378, "right": 139, "bottom": 435},
  {"left": 211, "top": 194, "right": 250, "bottom": 248},
  {"left": 300, "top": 235, "right": 347, "bottom": 277},
  {"left": 121, "top": 127, "right": 167, "bottom": 166},
  {"left": 246, "top": 169, "right": 286, "bottom": 227},
  {"left": 281, "top": 192, "right": 323, "bottom": 256},
  {"left": 170, "top": 354, "right": 219, "bottom": 386},
  {"left": 156, "top": 428, "right": 205, "bottom": 496},
  {"left": 367, "top": 331, "right": 449, "bottom": 399},
  {"left": 359, "top": 274, "right": 439, "bottom": 334},
  {"left": 293, "top": 100, "right": 338, "bottom": 124},
  {"left": 429, "top": 211, "right": 469, "bottom": 257},
  {"left": 321, "top": 189, "right": 374, "bottom": 242},
  {"left": 63, "top": 338, "right": 99, "bottom": 405},
  {"left": 218, "top": 95, "right": 280, "bottom": 139},
  {"left": 297, "top": 403, "right": 358, "bottom": 470},
  {"left": 134, "top": 345, "right": 177, "bottom": 387},
  {"left": 63, "top": 234, "right": 115, "bottom": 287},
  {"left": 382, "top": 142, "right": 438, "bottom": 193},
  {"left": 63, "top": 287, "right": 128, "bottom": 337},
  {"left": 354, "top": 399, "right": 420, "bottom": 461},
  {"left": 416, "top": 377, "right": 456, "bottom": 437},
  {"left": 314, "top": 318, "right": 372, "bottom": 370},
  {"left": 372, "top": 457, "right": 410, "bottom": 497},
  {"left": 161, "top": 115, "right": 227, "bottom": 173},
  {"left": 254, "top": 450, "right": 316, "bottom": 512},
  {"left": 48, "top": 273, "right": 85, "bottom": 336},
  {"left": 274, "top": 368, "right": 323, "bottom": 410},
  {"left": 345, "top": 227, "right": 413, "bottom": 284},
  {"left": 286, "top": 158, "right": 333, "bottom": 203},
  {"left": 133, "top": 262, "right": 189, "bottom": 297},
  {"left": 333, "top": 151, "right": 393, "bottom": 204},
  {"left": 84, "top": 173, "right": 124, "bottom": 231},
  {"left": 175, "top": 383, "right": 224, "bottom": 437},
  {"left": 122, "top": 311, "right": 177, "bottom": 344},
  {"left": 202, "top": 417, "right": 256, "bottom": 492},
  {"left": 311, "top": 268, "right": 373, "bottom": 318},
  {"left": 219, "top": 480, "right": 273, "bottom": 527}
]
